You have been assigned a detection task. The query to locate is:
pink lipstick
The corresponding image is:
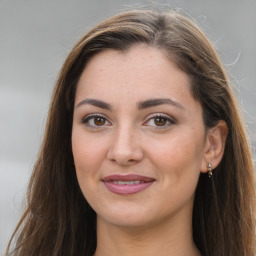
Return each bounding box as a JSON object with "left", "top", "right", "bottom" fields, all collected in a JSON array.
[{"left": 102, "top": 174, "right": 155, "bottom": 195}]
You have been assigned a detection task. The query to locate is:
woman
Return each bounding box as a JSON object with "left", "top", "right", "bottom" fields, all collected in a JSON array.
[{"left": 6, "top": 9, "right": 255, "bottom": 256}]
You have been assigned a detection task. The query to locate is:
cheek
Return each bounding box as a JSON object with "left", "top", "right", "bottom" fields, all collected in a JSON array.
[
  {"left": 148, "top": 131, "right": 204, "bottom": 179},
  {"left": 72, "top": 130, "right": 105, "bottom": 181},
  {"left": 72, "top": 133, "right": 104, "bottom": 206}
]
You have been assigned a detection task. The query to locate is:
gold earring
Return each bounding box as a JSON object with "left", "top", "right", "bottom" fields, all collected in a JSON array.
[{"left": 206, "top": 163, "right": 212, "bottom": 178}]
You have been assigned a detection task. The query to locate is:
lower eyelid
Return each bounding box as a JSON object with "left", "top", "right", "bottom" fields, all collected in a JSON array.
[
  {"left": 148, "top": 119, "right": 172, "bottom": 127},
  {"left": 82, "top": 114, "right": 110, "bottom": 125},
  {"left": 81, "top": 114, "right": 175, "bottom": 127}
]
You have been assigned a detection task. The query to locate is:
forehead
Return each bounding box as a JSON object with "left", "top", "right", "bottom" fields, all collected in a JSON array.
[
  {"left": 77, "top": 45, "right": 188, "bottom": 92},
  {"left": 75, "top": 45, "right": 201, "bottom": 115}
]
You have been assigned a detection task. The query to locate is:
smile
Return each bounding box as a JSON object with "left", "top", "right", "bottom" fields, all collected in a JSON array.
[
  {"left": 112, "top": 180, "right": 144, "bottom": 185},
  {"left": 102, "top": 174, "right": 155, "bottom": 195}
]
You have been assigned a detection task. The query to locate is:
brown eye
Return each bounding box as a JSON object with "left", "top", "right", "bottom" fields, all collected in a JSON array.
[
  {"left": 82, "top": 115, "right": 110, "bottom": 128},
  {"left": 144, "top": 114, "right": 175, "bottom": 128},
  {"left": 154, "top": 117, "right": 167, "bottom": 126},
  {"left": 94, "top": 117, "right": 105, "bottom": 126}
]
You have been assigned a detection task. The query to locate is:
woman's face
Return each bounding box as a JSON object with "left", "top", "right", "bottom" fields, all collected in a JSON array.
[{"left": 72, "top": 45, "right": 208, "bottom": 228}]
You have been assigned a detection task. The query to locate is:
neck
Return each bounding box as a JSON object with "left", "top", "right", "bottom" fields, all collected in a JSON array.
[{"left": 94, "top": 212, "right": 200, "bottom": 256}]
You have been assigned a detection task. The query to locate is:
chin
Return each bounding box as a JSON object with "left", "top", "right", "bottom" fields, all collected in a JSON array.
[
  {"left": 100, "top": 215, "right": 152, "bottom": 229},
  {"left": 96, "top": 205, "right": 155, "bottom": 228}
]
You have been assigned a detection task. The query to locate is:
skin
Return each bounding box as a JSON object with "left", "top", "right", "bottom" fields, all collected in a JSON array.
[{"left": 72, "top": 44, "right": 227, "bottom": 256}]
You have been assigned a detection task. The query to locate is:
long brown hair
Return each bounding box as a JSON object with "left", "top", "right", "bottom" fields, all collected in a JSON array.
[{"left": 6, "top": 10, "right": 256, "bottom": 256}]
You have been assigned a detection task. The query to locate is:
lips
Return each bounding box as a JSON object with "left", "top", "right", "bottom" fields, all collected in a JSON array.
[{"left": 102, "top": 174, "right": 155, "bottom": 195}]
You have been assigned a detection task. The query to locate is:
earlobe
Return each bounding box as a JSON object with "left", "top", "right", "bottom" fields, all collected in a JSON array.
[{"left": 200, "top": 120, "right": 228, "bottom": 173}]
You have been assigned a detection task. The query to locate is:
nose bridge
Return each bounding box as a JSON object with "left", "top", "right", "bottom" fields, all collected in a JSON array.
[
  {"left": 116, "top": 122, "right": 136, "bottom": 150},
  {"left": 107, "top": 121, "right": 143, "bottom": 165}
]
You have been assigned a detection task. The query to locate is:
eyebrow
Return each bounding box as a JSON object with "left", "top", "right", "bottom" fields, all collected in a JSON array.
[
  {"left": 137, "top": 98, "right": 185, "bottom": 110},
  {"left": 76, "top": 98, "right": 112, "bottom": 110},
  {"left": 76, "top": 98, "right": 185, "bottom": 111}
]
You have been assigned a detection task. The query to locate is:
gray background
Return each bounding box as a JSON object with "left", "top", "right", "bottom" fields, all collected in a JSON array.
[{"left": 1, "top": 0, "right": 255, "bottom": 254}]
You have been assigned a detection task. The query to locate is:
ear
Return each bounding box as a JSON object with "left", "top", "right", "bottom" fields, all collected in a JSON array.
[{"left": 200, "top": 120, "right": 228, "bottom": 173}]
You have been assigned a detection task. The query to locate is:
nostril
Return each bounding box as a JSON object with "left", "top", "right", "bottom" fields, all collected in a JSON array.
[
  {"left": 106, "top": 131, "right": 144, "bottom": 165},
  {"left": 107, "top": 149, "right": 144, "bottom": 166}
]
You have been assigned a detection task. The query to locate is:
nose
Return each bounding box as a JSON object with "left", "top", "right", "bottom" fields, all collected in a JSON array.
[{"left": 107, "top": 125, "right": 144, "bottom": 166}]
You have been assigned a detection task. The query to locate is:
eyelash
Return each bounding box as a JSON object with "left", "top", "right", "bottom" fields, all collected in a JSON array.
[
  {"left": 82, "top": 114, "right": 111, "bottom": 128},
  {"left": 144, "top": 113, "right": 176, "bottom": 128},
  {"left": 82, "top": 113, "right": 176, "bottom": 129}
]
